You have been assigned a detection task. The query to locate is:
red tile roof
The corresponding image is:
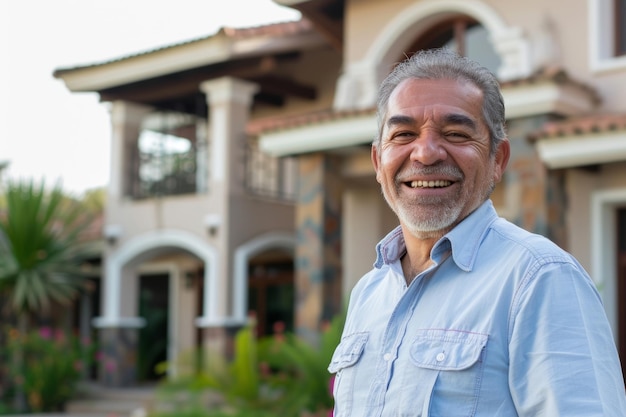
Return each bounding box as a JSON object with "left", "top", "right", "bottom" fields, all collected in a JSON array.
[
  {"left": 247, "top": 107, "right": 376, "bottom": 135},
  {"left": 529, "top": 113, "right": 626, "bottom": 141},
  {"left": 221, "top": 19, "right": 312, "bottom": 39}
]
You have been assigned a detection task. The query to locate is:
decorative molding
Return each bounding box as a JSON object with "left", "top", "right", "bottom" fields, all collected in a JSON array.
[{"left": 501, "top": 81, "right": 597, "bottom": 120}]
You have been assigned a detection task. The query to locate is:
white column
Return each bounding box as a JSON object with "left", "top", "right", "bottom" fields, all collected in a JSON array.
[
  {"left": 196, "top": 77, "right": 259, "bottom": 327},
  {"left": 107, "top": 100, "right": 152, "bottom": 201},
  {"left": 94, "top": 100, "right": 151, "bottom": 329}
]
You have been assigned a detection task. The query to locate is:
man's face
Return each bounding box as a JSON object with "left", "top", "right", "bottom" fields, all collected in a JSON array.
[{"left": 372, "top": 78, "right": 509, "bottom": 239}]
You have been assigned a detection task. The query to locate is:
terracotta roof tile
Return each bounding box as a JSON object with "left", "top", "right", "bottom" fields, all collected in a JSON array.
[
  {"left": 247, "top": 107, "right": 376, "bottom": 135},
  {"left": 529, "top": 113, "right": 626, "bottom": 141},
  {"left": 221, "top": 19, "right": 312, "bottom": 39}
]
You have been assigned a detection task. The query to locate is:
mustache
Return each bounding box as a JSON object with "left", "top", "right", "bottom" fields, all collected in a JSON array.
[{"left": 396, "top": 164, "right": 464, "bottom": 182}]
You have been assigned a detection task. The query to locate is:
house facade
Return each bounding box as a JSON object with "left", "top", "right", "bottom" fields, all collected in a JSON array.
[{"left": 54, "top": 0, "right": 626, "bottom": 386}]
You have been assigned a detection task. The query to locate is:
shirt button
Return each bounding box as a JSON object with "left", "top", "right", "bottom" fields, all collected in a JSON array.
[
  {"left": 383, "top": 353, "right": 392, "bottom": 361},
  {"left": 436, "top": 352, "right": 445, "bottom": 362}
]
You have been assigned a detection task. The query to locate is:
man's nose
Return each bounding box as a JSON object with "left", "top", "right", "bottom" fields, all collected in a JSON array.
[{"left": 409, "top": 131, "right": 447, "bottom": 165}]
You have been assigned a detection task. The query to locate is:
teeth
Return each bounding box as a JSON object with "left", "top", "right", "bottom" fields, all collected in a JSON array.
[{"left": 409, "top": 180, "right": 451, "bottom": 188}]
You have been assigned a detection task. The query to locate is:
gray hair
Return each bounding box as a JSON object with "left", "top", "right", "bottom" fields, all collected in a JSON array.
[{"left": 374, "top": 48, "right": 506, "bottom": 154}]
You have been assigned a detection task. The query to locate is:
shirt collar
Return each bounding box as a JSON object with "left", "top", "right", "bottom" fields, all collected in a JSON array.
[
  {"left": 439, "top": 200, "right": 498, "bottom": 272},
  {"left": 374, "top": 200, "right": 498, "bottom": 272}
]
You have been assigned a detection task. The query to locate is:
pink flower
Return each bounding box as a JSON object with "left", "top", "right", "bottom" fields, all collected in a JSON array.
[
  {"left": 54, "top": 329, "right": 65, "bottom": 343},
  {"left": 105, "top": 359, "right": 117, "bottom": 373},
  {"left": 39, "top": 327, "right": 53, "bottom": 339}
]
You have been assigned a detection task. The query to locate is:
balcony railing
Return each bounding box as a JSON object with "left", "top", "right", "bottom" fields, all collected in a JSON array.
[{"left": 244, "top": 138, "right": 297, "bottom": 202}]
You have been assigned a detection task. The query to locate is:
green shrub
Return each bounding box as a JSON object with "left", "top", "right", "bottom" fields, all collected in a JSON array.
[
  {"left": 1, "top": 326, "right": 95, "bottom": 412},
  {"left": 258, "top": 313, "right": 344, "bottom": 416},
  {"left": 151, "top": 312, "right": 344, "bottom": 417}
]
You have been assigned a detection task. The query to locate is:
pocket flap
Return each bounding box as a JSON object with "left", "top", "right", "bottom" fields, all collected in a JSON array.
[
  {"left": 328, "top": 332, "right": 369, "bottom": 373},
  {"left": 409, "top": 329, "right": 487, "bottom": 371}
]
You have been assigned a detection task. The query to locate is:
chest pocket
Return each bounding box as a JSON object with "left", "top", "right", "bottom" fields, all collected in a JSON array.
[
  {"left": 328, "top": 332, "right": 368, "bottom": 417},
  {"left": 404, "top": 329, "right": 488, "bottom": 417}
]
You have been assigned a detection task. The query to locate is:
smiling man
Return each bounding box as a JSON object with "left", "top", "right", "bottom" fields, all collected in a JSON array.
[{"left": 328, "top": 49, "right": 626, "bottom": 416}]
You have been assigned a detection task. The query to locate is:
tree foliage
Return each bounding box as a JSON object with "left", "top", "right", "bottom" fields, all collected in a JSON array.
[{"left": 0, "top": 179, "right": 91, "bottom": 318}]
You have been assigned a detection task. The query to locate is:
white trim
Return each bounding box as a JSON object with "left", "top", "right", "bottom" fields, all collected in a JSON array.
[
  {"left": 96, "top": 229, "right": 218, "bottom": 328},
  {"left": 588, "top": 0, "right": 626, "bottom": 73},
  {"left": 591, "top": 187, "right": 626, "bottom": 341},
  {"left": 536, "top": 131, "right": 626, "bottom": 169},
  {"left": 233, "top": 232, "right": 296, "bottom": 323},
  {"left": 259, "top": 113, "right": 376, "bottom": 156}
]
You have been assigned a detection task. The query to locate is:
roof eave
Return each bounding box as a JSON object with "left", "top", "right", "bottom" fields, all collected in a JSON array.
[
  {"left": 259, "top": 112, "right": 376, "bottom": 156},
  {"left": 535, "top": 130, "right": 626, "bottom": 169},
  {"left": 502, "top": 79, "right": 598, "bottom": 120},
  {"left": 54, "top": 29, "right": 325, "bottom": 93}
]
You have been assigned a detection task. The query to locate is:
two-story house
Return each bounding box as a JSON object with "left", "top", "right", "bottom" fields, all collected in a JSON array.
[{"left": 54, "top": 0, "right": 626, "bottom": 387}]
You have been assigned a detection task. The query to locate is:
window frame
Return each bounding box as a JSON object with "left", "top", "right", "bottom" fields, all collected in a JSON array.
[{"left": 589, "top": 0, "right": 626, "bottom": 72}]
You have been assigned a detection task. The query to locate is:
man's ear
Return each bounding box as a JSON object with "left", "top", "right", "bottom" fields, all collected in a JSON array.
[
  {"left": 493, "top": 138, "right": 510, "bottom": 183},
  {"left": 371, "top": 144, "right": 382, "bottom": 183}
]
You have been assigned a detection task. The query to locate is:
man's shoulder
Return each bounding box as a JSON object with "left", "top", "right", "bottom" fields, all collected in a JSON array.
[{"left": 487, "top": 217, "right": 573, "bottom": 262}]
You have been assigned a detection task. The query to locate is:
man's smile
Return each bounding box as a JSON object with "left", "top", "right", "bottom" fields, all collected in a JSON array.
[{"left": 407, "top": 180, "right": 453, "bottom": 188}]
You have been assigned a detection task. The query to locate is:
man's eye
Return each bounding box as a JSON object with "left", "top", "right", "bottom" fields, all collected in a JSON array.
[
  {"left": 392, "top": 131, "right": 415, "bottom": 140},
  {"left": 445, "top": 131, "right": 470, "bottom": 140}
]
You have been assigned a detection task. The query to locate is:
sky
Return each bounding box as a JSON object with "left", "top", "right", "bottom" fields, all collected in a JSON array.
[{"left": 0, "top": 0, "right": 301, "bottom": 196}]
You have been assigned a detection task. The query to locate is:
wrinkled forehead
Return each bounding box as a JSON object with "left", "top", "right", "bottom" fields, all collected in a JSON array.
[{"left": 384, "top": 78, "right": 484, "bottom": 121}]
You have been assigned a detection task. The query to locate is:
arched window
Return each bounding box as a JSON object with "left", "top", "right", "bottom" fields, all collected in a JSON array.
[{"left": 405, "top": 16, "right": 501, "bottom": 74}]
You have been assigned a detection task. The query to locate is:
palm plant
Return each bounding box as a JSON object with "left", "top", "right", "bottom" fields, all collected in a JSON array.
[
  {"left": 259, "top": 313, "right": 345, "bottom": 416},
  {"left": 0, "top": 179, "right": 92, "bottom": 411}
]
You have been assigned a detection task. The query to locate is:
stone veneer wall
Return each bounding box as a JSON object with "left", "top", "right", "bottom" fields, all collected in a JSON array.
[
  {"left": 505, "top": 115, "right": 567, "bottom": 247},
  {"left": 98, "top": 327, "right": 139, "bottom": 387}
]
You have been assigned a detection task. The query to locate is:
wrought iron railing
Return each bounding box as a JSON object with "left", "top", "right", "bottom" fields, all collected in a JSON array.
[{"left": 244, "top": 138, "right": 297, "bottom": 202}]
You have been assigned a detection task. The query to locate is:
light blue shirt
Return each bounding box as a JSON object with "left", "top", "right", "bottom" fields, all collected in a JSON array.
[{"left": 329, "top": 200, "right": 626, "bottom": 416}]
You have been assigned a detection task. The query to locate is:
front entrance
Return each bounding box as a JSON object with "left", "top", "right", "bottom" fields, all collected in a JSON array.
[
  {"left": 138, "top": 273, "right": 170, "bottom": 382},
  {"left": 248, "top": 259, "right": 294, "bottom": 337}
]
